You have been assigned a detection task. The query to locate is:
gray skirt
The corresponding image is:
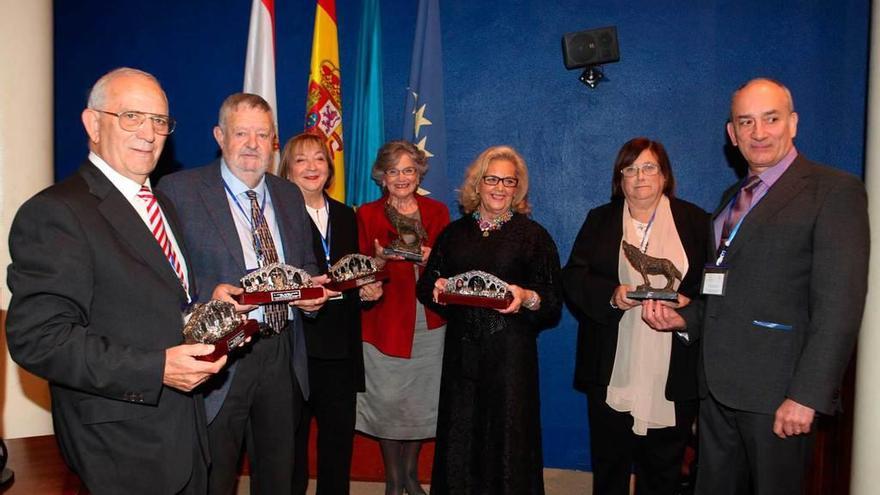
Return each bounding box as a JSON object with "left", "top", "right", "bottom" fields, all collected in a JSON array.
[{"left": 355, "top": 301, "right": 446, "bottom": 440}]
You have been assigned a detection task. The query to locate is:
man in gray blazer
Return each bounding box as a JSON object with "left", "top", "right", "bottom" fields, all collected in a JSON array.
[
  {"left": 643, "top": 78, "right": 869, "bottom": 494},
  {"left": 158, "top": 93, "right": 330, "bottom": 495},
  {"left": 6, "top": 68, "right": 228, "bottom": 494}
]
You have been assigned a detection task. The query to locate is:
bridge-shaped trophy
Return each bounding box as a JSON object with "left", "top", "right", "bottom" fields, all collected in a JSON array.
[
  {"left": 183, "top": 300, "right": 260, "bottom": 362},
  {"left": 237, "top": 262, "right": 324, "bottom": 304},
  {"left": 621, "top": 240, "right": 681, "bottom": 301},
  {"left": 325, "top": 254, "right": 389, "bottom": 292},
  {"left": 437, "top": 270, "right": 514, "bottom": 309}
]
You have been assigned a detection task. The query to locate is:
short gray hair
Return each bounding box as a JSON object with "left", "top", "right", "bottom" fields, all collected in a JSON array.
[
  {"left": 217, "top": 93, "right": 275, "bottom": 131},
  {"left": 731, "top": 77, "right": 795, "bottom": 116},
  {"left": 86, "top": 67, "right": 164, "bottom": 109}
]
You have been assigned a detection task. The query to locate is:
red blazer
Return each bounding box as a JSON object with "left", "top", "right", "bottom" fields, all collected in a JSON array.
[{"left": 357, "top": 194, "right": 449, "bottom": 358}]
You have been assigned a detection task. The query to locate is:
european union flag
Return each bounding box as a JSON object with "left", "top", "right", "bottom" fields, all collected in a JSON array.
[{"left": 403, "top": 0, "right": 450, "bottom": 206}]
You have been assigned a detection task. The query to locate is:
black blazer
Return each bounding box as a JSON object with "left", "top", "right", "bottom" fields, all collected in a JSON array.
[
  {"left": 6, "top": 161, "right": 206, "bottom": 494},
  {"left": 157, "top": 160, "right": 319, "bottom": 420},
  {"left": 302, "top": 196, "right": 366, "bottom": 391},
  {"left": 681, "top": 155, "right": 869, "bottom": 415},
  {"left": 562, "top": 196, "right": 710, "bottom": 401}
]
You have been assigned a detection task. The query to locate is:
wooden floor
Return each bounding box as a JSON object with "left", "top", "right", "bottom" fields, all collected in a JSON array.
[{"left": 0, "top": 435, "right": 592, "bottom": 494}]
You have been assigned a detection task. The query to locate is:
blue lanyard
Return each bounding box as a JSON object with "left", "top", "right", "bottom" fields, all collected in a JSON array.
[
  {"left": 223, "top": 180, "right": 268, "bottom": 262},
  {"left": 315, "top": 196, "right": 332, "bottom": 269},
  {"left": 715, "top": 179, "right": 764, "bottom": 266},
  {"left": 636, "top": 206, "right": 657, "bottom": 253}
]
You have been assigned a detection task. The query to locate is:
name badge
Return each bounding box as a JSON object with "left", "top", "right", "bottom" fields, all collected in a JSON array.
[{"left": 701, "top": 265, "right": 727, "bottom": 296}]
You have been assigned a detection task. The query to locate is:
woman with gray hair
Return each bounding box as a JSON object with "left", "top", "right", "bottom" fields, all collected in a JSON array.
[{"left": 355, "top": 140, "right": 450, "bottom": 495}]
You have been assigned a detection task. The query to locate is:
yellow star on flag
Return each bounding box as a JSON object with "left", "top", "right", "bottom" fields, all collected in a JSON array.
[{"left": 413, "top": 103, "right": 432, "bottom": 137}]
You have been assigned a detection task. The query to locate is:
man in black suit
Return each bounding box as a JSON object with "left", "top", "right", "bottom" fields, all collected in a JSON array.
[
  {"left": 6, "top": 68, "right": 228, "bottom": 494},
  {"left": 644, "top": 78, "right": 869, "bottom": 494},
  {"left": 158, "top": 93, "right": 331, "bottom": 495}
]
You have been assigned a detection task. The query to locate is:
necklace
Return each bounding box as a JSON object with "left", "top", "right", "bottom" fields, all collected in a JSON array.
[{"left": 473, "top": 209, "right": 513, "bottom": 237}]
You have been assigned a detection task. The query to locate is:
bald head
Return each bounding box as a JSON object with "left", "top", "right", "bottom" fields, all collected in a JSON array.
[{"left": 726, "top": 78, "right": 799, "bottom": 173}]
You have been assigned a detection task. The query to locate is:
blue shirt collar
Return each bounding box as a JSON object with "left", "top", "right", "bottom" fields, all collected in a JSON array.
[{"left": 220, "top": 159, "right": 268, "bottom": 201}]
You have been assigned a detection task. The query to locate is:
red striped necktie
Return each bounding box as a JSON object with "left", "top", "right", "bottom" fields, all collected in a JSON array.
[{"left": 137, "top": 185, "right": 189, "bottom": 295}]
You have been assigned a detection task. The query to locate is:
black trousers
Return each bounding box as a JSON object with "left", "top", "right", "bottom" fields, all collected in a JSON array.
[
  {"left": 207, "top": 334, "right": 301, "bottom": 495},
  {"left": 587, "top": 386, "right": 697, "bottom": 495},
  {"left": 292, "top": 356, "right": 358, "bottom": 495},
  {"left": 694, "top": 393, "right": 814, "bottom": 495}
]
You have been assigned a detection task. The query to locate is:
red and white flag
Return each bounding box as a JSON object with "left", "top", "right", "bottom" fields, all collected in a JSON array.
[{"left": 244, "top": 0, "right": 281, "bottom": 169}]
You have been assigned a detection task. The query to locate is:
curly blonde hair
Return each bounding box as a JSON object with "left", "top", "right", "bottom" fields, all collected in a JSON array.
[{"left": 458, "top": 145, "right": 531, "bottom": 214}]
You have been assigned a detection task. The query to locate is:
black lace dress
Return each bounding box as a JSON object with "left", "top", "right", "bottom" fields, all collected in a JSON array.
[{"left": 417, "top": 213, "right": 562, "bottom": 495}]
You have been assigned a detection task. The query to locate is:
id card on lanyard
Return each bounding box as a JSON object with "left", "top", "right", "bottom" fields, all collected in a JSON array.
[{"left": 701, "top": 182, "right": 763, "bottom": 296}]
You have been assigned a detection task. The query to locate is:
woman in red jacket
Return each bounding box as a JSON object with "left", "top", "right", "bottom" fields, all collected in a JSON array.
[{"left": 355, "top": 140, "right": 450, "bottom": 495}]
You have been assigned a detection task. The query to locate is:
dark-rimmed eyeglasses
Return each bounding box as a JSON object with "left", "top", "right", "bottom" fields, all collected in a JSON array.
[
  {"left": 620, "top": 163, "right": 660, "bottom": 177},
  {"left": 385, "top": 167, "right": 417, "bottom": 177},
  {"left": 94, "top": 109, "right": 176, "bottom": 136},
  {"left": 482, "top": 175, "right": 518, "bottom": 188}
]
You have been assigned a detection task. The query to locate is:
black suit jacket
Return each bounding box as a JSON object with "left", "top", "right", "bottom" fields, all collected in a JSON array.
[
  {"left": 562, "top": 196, "right": 710, "bottom": 402},
  {"left": 681, "top": 155, "right": 869, "bottom": 415},
  {"left": 6, "top": 161, "right": 206, "bottom": 494},
  {"left": 156, "top": 161, "right": 319, "bottom": 421},
  {"left": 302, "top": 197, "right": 366, "bottom": 390}
]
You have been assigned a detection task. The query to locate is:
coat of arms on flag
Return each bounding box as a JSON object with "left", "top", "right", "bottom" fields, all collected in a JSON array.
[{"left": 305, "top": 60, "right": 343, "bottom": 155}]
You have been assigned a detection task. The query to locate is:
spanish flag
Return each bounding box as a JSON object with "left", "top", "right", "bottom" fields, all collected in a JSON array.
[{"left": 305, "top": 0, "right": 345, "bottom": 201}]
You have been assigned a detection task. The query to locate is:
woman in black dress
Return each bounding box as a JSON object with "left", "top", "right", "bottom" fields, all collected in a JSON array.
[
  {"left": 278, "top": 132, "right": 383, "bottom": 495},
  {"left": 417, "top": 145, "right": 562, "bottom": 495}
]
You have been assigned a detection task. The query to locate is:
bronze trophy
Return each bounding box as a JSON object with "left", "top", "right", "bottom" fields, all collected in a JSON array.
[
  {"left": 236, "top": 262, "right": 324, "bottom": 304},
  {"left": 183, "top": 300, "right": 260, "bottom": 362},
  {"left": 621, "top": 240, "right": 681, "bottom": 301},
  {"left": 437, "top": 270, "right": 514, "bottom": 309},
  {"left": 382, "top": 202, "right": 427, "bottom": 262},
  {"left": 325, "top": 254, "right": 390, "bottom": 292}
]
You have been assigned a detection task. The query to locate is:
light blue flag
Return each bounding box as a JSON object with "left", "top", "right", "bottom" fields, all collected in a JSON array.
[
  {"left": 403, "top": 0, "right": 450, "bottom": 206},
  {"left": 347, "top": 0, "right": 385, "bottom": 207}
]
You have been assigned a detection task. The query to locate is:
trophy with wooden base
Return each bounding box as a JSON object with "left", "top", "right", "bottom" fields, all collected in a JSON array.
[
  {"left": 382, "top": 202, "right": 428, "bottom": 262},
  {"left": 621, "top": 240, "right": 681, "bottom": 301},
  {"left": 183, "top": 300, "right": 260, "bottom": 362},
  {"left": 437, "top": 270, "right": 514, "bottom": 309},
  {"left": 236, "top": 262, "right": 324, "bottom": 304},
  {"left": 325, "top": 254, "right": 390, "bottom": 292}
]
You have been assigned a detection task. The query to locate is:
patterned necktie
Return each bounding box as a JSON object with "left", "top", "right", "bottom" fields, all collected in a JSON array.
[
  {"left": 137, "top": 185, "right": 188, "bottom": 295},
  {"left": 246, "top": 190, "right": 288, "bottom": 333},
  {"left": 720, "top": 175, "right": 762, "bottom": 245}
]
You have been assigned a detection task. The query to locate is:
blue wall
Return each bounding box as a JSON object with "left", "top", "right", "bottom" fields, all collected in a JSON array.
[{"left": 53, "top": 0, "right": 870, "bottom": 471}]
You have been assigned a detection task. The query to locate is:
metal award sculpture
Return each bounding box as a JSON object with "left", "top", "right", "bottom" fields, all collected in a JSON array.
[
  {"left": 237, "top": 262, "right": 324, "bottom": 304},
  {"left": 325, "top": 254, "right": 390, "bottom": 292},
  {"left": 437, "top": 270, "right": 514, "bottom": 309},
  {"left": 182, "top": 300, "right": 260, "bottom": 362},
  {"left": 621, "top": 240, "right": 681, "bottom": 301},
  {"left": 382, "top": 202, "right": 428, "bottom": 262}
]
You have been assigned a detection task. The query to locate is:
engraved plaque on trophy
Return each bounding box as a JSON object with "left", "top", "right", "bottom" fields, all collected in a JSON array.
[
  {"left": 236, "top": 262, "right": 324, "bottom": 304},
  {"left": 382, "top": 202, "right": 427, "bottom": 262},
  {"left": 324, "top": 254, "right": 390, "bottom": 292},
  {"left": 183, "top": 300, "right": 260, "bottom": 362},
  {"left": 437, "top": 270, "right": 515, "bottom": 309},
  {"left": 621, "top": 240, "right": 680, "bottom": 301}
]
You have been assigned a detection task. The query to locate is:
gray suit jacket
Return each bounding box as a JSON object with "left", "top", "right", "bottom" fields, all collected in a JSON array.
[
  {"left": 6, "top": 161, "right": 206, "bottom": 494},
  {"left": 682, "top": 155, "right": 869, "bottom": 415},
  {"left": 157, "top": 161, "right": 318, "bottom": 421}
]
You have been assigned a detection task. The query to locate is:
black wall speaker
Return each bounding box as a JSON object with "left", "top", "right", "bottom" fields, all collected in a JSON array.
[{"left": 562, "top": 26, "right": 620, "bottom": 70}]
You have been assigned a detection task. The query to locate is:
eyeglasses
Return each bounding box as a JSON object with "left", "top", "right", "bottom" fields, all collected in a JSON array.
[
  {"left": 620, "top": 163, "right": 660, "bottom": 177},
  {"left": 94, "top": 109, "right": 176, "bottom": 136},
  {"left": 482, "top": 175, "right": 519, "bottom": 188},
  {"left": 385, "top": 167, "right": 417, "bottom": 177}
]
